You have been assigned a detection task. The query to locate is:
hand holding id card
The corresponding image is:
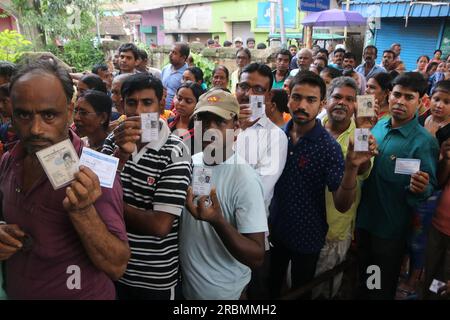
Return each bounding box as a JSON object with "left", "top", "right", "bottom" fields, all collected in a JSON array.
[
  {"left": 356, "top": 95, "right": 376, "bottom": 118},
  {"left": 79, "top": 148, "right": 119, "bottom": 188},
  {"left": 394, "top": 158, "right": 421, "bottom": 175},
  {"left": 36, "top": 139, "right": 80, "bottom": 190},
  {"left": 354, "top": 128, "right": 370, "bottom": 152},
  {"left": 192, "top": 167, "right": 213, "bottom": 196},
  {"left": 249, "top": 95, "right": 265, "bottom": 121},
  {"left": 141, "top": 112, "right": 159, "bottom": 143}
]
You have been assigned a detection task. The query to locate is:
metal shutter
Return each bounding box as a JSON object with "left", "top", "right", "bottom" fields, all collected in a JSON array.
[
  {"left": 232, "top": 22, "right": 254, "bottom": 45},
  {"left": 375, "top": 18, "right": 441, "bottom": 71}
]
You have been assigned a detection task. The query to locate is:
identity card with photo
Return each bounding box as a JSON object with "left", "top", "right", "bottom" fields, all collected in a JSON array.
[
  {"left": 356, "top": 95, "right": 376, "bottom": 118},
  {"left": 429, "top": 279, "right": 446, "bottom": 294},
  {"left": 141, "top": 112, "right": 159, "bottom": 143},
  {"left": 192, "top": 167, "right": 213, "bottom": 196},
  {"left": 250, "top": 95, "right": 265, "bottom": 121},
  {"left": 79, "top": 147, "right": 119, "bottom": 188},
  {"left": 394, "top": 158, "right": 421, "bottom": 175},
  {"left": 36, "top": 139, "right": 80, "bottom": 190},
  {"left": 354, "top": 128, "right": 370, "bottom": 152}
]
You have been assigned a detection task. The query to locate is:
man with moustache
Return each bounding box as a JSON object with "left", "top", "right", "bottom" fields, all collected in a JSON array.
[
  {"left": 0, "top": 60, "right": 130, "bottom": 299},
  {"left": 161, "top": 42, "right": 190, "bottom": 109},
  {"left": 356, "top": 45, "right": 386, "bottom": 81},
  {"left": 313, "top": 77, "right": 373, "bottom": 298},
  {"left": 328, "top": 48, "right": 346, "bottom": 71},
  {"left": 356, "top": 72, "right": 439, "bottom": 300},
  {"left": 234, "top": 63, "right": 288, "bottom": 299},
  {"left": 268, "top": 71, "right": 378, "bottom": 298}
]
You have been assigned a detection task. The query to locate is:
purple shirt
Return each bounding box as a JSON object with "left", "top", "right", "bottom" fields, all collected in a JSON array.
[{"left": 0, "top": 131, "right": 127, "bottom": 299}]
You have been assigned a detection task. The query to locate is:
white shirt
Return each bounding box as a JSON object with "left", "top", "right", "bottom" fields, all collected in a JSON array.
[{"left": 236, "top": 115, "right": 288, "bottom": 216}]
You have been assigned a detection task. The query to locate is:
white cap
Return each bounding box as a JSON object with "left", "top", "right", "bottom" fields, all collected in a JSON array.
[{"left": 233, "top": 37, "right": 243, "bottom": 43}]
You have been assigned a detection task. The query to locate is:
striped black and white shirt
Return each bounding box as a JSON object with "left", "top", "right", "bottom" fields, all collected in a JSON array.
[{"left": 103, "top": 119, "right": 192, "bottom": 291}]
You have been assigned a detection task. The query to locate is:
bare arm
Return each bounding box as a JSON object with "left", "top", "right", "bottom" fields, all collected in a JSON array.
[
  {"left": 186, "top": 188, "right": 265, "bottom": 269},
  {"left": 123, "top": 204, "right": 176, "bottom": 238},
  {"left": 64, "top": 167, "right": 130, "bottom": 281}
]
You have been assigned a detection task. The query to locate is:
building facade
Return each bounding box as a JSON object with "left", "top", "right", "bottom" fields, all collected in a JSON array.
[{"left": 350, "top": 0, "right": 450, "bottom": 71}]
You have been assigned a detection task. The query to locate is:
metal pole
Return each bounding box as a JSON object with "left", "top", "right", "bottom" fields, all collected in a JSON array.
[
  {"left": 277, "top": 0, "right": 286, "bottom": 48},
  {"left": 343, "top": 0, "right": 350, "bottom": 41},
  {"left": 95, "top": 2, "right": 101, "bottom": 44}
]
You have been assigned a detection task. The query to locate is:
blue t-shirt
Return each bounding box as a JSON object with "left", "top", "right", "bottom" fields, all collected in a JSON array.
[
  {"left": 161, "top": 63, "right": 188, "bottom": 109},
  {"left": 180, "top": 152, "right": 268, "bottom": 300},
  {"left": 269, "top": 120, "right": 345, "bottom": 254}
]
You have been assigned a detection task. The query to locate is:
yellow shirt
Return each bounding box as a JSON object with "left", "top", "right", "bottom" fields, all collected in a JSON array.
[
  {"left": 322, "top": 117, "right": 373, "bottom": 241},
  {"left": 230, "top": 69, "right": 239, "bottom": 94}
]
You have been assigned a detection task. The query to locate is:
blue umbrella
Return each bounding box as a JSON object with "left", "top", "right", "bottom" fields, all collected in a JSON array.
[{"left": 302, "top": 9, "right": 366, "bottom": 27}]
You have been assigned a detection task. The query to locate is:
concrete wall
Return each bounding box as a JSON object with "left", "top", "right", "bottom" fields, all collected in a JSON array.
[
  {"left": 140, "top": 8, "right": 165, "bottom": 45},
  {"left": 163, "top": 3, "right": 212, "bottom": 32},
  {"left": 149, "top": 45, "right": 278, "bottom": 74}
]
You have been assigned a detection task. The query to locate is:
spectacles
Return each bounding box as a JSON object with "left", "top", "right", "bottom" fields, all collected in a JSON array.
[
  {"left": 73, "top": 107, "right": 97, "bottom": 118},
  {"left": 236, "top": 82, "right": 267, "bottom": 95}
]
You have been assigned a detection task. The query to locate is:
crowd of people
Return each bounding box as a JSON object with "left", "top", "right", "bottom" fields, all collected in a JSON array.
[{"left": 0, "top": 38, "right": 449, "bottom": 300}]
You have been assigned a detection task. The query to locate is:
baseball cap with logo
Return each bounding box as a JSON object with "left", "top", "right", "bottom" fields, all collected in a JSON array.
[{"left": 192, "top": 88, "right": 240, "bottom": 120}]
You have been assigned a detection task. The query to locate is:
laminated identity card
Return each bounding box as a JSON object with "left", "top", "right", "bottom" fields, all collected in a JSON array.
[
  {"left": 141, "top": 112, "right": 159, "bottom": 143},
  {"left": 394, "top": 158, "right": 421, "bottom": 175},
  {"left": 79, "top": 147, "right": 119, "bottom": 188}
]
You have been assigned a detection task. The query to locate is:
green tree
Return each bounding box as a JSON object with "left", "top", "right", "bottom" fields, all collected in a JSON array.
[
  {"left": 9, "top": 0, "right": 107, "bottom": 47},
  {"left": 0, "top": 29, "right": 32, "bottom": 62}
]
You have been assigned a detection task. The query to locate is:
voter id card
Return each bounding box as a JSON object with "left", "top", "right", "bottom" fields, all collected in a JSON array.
[
  {"left": 141, "top": 112, "right": 159, "bottom": 143},
  {"left": 192, "top": 167, "right": 213, "bottom": 196}
]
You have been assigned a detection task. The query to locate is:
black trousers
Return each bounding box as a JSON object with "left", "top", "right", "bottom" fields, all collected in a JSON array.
[
  {"left": 115, "top": 281, "right": 178, "bottom": 300},
  {"left": 268, "top": 240, "right": 320, "bottom": 299},
  {"left": 356, "top": 228, "right": 406, "bottom": 300},
  {"left": 423, "top": 224, "right": 450, "bottom": 299}
]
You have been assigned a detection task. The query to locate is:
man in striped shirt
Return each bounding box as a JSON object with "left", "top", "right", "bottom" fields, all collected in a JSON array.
[{"left": 102, "top": 73, "right": 192, "bottom": 299}]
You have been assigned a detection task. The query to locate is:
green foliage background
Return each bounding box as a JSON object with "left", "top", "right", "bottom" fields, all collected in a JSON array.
[{"left": 0, "top": 30, "right": 32, "bottom": 62}]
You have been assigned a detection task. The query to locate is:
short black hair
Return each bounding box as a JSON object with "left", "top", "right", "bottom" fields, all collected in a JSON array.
[
  {"left": 271, "top": 88, "right": 289, "bottom": 113},
  {"left": 121, "top": 73, "right": 163, "bottom": 101},
  {"left": 246, "top": 37, "right": 255, "bottom": 44},
  {"left": 236, "top": 47, "right": 251, "bottom": 59},
  {"left": 207, "top": 39, "right": 215, "bottom": 45},
  {"left": 321, "top": 67, "right": 342, "bottom": 79},
  {"left": 175, "top": 42, "right": 190, "bottom": 59},
  {"left": 240, "top": 63, "right": 274, "bottom": 91},
  {"left": 417, "top": 55, "right": 430, "bottom": 63},
  {"left": 315, "top": 56, "right": 328, "bottom": 67},
  {"left": 391, "top": 72, "right": 428, "bottom": 98},
  {"left": 289, "top": 45, "right": 297, "bottom": 50},
  {"left": 256, "top": 43, "right": 267, "bottom": 49},
  {"left": 10, "top": 59, "right": 74, "bottom": 104},
  {"left": 138, "top": 48, "right": 148, "bottom": 61},
  {"left": 334, "top": 48, "right": 346, "bottom": 55},
  {"left": 277, "top": 49, "right": 292, "bottom": 62},
  {"left": 91, "top": 63, "right": 108, "bottom": 75},
  {"left": 213, "top": 65, "right": 230, "bottom": 80},
  {"left": 118, "top": 43, "right": 140, "bottom": 60},
  {"left": 223, "top": 40, "right": 232, "bottom": 47},
  {"left": 185, "top": 66, "right": 204, "bottom": 83},
  {"left": 78, "top": 89, "right": 112, "bottom": 131},
  {"left": 343, "top": 52, "right": 356, "bottom": 60},
  {"left": 434, "top": 49, "right": 443, "bottom": 55},
  {"left": 318, "top": 48, "right": 329, "bottom": 58},
  {"left": 0, "top": 83, "right": 9, "bottom": 97},
  {"left": 433, "top": 80, "right": 450, "bottom": 95},
  {"left": 177, "top": 82, "right": 204, "bottom": 102},
  {"left": 426, "top": 62, "right": 439, "bottom": 73},
  {"left": 364, "top": 45, "right": 378, "bottom": 56},
  {"left": 383, "top": 50, "right": 395, "bottom": 57},
  {"left": 0, "top": 61, "right": 17, "bottom": 80},
  {"left": 369, "top": 72, "right": 393, "bottom": 92},
  {"left": 80, "top": 74, "right": 107, "bottom": 93},
  {"left": 290, "top": 70, "right": 327, "bottom": 101}
]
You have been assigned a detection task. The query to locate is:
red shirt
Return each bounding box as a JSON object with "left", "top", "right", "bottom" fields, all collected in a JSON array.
[
  {"left": 432, "top": 181, "right": 450, "bottom": 236},
  {"left": 0, "top": 131, "right": 127, "bottom": 299}
]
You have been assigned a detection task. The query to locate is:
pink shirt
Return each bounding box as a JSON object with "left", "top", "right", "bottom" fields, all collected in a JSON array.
[
  {"left": 432, "top": 181, "right": 450, "bottom": 236},
  {"left": 0, "top": 131, "right": 127, "bottom": 299}
]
